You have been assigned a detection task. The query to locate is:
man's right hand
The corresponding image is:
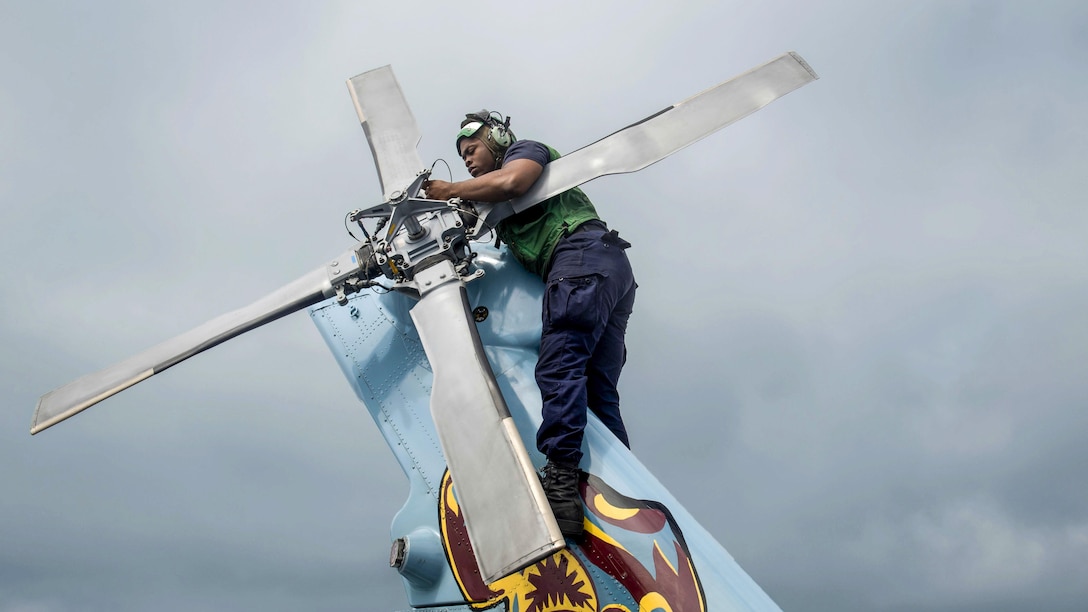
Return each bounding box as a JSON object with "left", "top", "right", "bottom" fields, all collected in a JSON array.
[{"left": 422, "top": 179, "right": 454, "bottom": 201}]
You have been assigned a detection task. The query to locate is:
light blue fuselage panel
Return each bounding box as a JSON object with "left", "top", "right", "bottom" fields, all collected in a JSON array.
[{"left": 309, "top": 244, "right": 781, "bottom": 611}]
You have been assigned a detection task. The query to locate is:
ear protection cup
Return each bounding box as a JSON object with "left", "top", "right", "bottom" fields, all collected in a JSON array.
[{"left": 487, "top": 121, "right": 514, "bottom": 149}]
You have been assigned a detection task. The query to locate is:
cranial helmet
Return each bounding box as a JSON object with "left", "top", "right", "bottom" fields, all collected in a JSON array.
[{"left": 455, "top": 109, "right": 516, "bottom": 163}]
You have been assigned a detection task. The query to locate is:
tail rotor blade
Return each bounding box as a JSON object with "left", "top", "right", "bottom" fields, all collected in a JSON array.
[
  {"left": 480, "top": 52, "right": 818, "bottom": 225},
  {"left": 410, "top": 261, "right": 563, "bottom": 582},
  {"left": 32, "top": 267, "right": 335, "bottom": 434},
  {"left": 347, "top": 66, "right": 425, "bottom": 201}
]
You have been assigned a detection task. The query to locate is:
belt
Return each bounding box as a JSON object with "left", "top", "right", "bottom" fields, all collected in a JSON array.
[{"left": 567, "top": 220, "right": 607, "bottom": 236}]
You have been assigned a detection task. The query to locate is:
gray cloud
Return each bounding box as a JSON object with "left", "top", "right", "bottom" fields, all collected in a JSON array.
[{"left": 3, "top": 1, "right": 1087, "bottom": 610}]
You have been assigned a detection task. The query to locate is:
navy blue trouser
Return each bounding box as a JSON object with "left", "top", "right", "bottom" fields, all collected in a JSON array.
[{"left": 536, "top": 224, "right": 636, "bottom": 465}]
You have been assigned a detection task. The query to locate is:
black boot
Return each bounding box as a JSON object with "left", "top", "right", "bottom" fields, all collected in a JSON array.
[{"left": 541, "top": 460, "right": 584, "bottom": 538}]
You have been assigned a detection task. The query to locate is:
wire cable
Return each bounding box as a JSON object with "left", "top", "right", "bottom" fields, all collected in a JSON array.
[{"left": 430, "top": 158, "right": 453, "bottom": 183}]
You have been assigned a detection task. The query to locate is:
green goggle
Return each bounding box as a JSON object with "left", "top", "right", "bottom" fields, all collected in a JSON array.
[
  {"left": 457, "top": 121, "right": 485, "bottom": 140},
  {"left": 456, "top": 121, "right": 485, "bottom": 154}
]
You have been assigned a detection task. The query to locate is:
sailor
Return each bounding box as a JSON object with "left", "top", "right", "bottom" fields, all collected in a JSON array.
[{"left": 423, "top": 110, "right": 637, "bottom": 538}]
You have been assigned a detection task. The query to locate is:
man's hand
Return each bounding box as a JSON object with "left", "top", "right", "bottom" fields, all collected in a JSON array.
[{"left": 422, "top": 179, "right": 454, "bottom": 201}]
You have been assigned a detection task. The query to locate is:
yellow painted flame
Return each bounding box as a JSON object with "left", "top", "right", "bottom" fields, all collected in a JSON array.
[{"left": 593, "top": 492, "right": 640, "bottom": 520}]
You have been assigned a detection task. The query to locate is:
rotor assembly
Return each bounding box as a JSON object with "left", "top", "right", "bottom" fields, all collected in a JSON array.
[{"left": 32, "top": 53, "right": 819, "bottom": 589}]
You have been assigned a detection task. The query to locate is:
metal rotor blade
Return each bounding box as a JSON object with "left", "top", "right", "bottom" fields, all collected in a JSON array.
[
  {"left": 32, "top": 267, "right": 336, "bottom": 435},
  {"left": 477, "top": 51, "right": 818, "bottom": 225},
  {"left": 409, "top": 261, "right": 563, "bottom": 582},
  {"left": 347, "top": 66, "right": 425, "bottom": 201}
]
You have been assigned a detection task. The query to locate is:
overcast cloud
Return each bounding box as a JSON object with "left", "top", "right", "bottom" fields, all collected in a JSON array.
[{"left": 2, "top": 1, "right": 1087, "bottom": 610}]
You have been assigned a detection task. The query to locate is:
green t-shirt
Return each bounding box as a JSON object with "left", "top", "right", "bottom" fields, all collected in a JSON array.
[{"left": 497, "top": 142, "right": 601, "bottom": 277}]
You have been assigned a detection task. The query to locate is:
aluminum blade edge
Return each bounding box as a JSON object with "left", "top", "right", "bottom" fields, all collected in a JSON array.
[
  {"left": 410, "top": 262, "right": 563, "bottom": 582},
  {"left": 489, "top": 52, "right": 818, "bottom": 221},
  {"left": 31, "top": 266, "right": 334, "bottom": 434},
  {"left": 347, "top": 66, "right": 425, "bottom": 202}
]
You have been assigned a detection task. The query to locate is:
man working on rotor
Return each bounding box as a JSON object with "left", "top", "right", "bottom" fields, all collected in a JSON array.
[{"left": 423, "top": 110, "right": 636, "bottom": 538}]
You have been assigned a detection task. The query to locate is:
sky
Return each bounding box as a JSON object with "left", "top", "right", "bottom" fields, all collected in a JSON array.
[{"left": 2, "top": 1, "right": 1087, "bottom": 610}]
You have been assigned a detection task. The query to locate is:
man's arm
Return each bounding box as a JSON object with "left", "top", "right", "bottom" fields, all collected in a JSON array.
[{"left": 423, "top": 158, "right": 543, "bottom": 203}]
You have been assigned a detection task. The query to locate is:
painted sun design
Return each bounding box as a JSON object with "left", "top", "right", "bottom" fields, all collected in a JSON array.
[
  {"left": 438, "top": 469, "right": 705, "bottom": 611},
  {"left": 438, "top": 471, "right": 598, "bottom": 611}
]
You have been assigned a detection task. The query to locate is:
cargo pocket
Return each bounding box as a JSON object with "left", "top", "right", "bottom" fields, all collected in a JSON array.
[{"left": 543, "top": 274, "right": 601, "bottom": 333}]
